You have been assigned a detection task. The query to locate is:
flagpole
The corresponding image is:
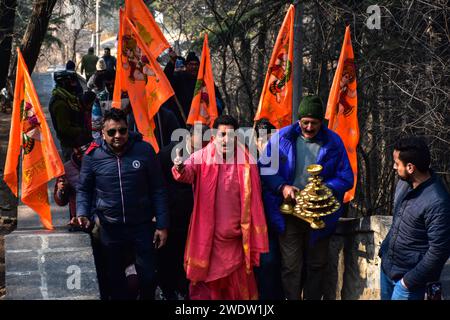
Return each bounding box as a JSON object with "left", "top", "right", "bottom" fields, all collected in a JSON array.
[
  {"left": 173, "top": 95, "right": 187, "bottom": 123},
  {"left": 156, "top": 112, "right": 164, "bottom": 147},
  {"left": 292, "top": 1, "right": 303, "bottom": 124}
]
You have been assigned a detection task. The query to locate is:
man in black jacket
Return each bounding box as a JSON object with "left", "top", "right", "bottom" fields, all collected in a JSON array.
[
  {"left": 76, "top": 108, "right": 169, "bottom": 300},
  {"left": 379, "top": 137, "right": 450, "bottom": 300}
]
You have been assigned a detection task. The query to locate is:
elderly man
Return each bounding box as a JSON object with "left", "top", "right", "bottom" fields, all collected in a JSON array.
[
  {"left": 172, "top": 115, "right": 268, "bottom": 300},
  {"left": 260, "top": 95, "right": 353, "bottom": 300},
  {"left": 76, "top": 108, "right": 169, "bottom": 300}
]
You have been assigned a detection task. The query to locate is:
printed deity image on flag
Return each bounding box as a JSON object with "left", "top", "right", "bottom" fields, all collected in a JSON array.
[
  {"left": 268, "top": 48, "right": 291, "bottom": 104},
  {"left": 122, "top": 34, "right": 157, "bottom": 84},
  {"left": 333, "top": 58, "right": 357, "bottom": 128},
  {"left": 21, "top": 100, "right": 41, "bottom": 155}
]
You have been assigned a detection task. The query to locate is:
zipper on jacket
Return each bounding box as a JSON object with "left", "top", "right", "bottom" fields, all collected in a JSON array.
[{"left": 117, "top": 156, "right": 126, "bottom": 223}]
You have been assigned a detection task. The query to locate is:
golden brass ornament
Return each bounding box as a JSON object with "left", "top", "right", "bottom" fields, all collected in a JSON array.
[{"left": 279, "top": 164, "right": 340, "bottom": 229}]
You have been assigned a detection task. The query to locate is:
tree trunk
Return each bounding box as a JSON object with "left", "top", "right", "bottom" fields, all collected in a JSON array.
[
  {"left": 0, "top": 0, "right": 17, "bottom": 89},
  {"left": 255, "top": 20, "right": 268, "bottom": 100},
  {"left": 9, "top": 0, "right": 57, "bottom": 78},
  {"left": 238, "top": 31, "right": 253, "bottom": 123}
]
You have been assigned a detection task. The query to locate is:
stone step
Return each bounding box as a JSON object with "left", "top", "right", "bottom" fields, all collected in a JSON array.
[{"left": 4, "top": 228, "right": 99, "bottom": 299}]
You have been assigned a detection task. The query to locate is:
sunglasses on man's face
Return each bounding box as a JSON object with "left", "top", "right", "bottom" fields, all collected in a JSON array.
[{"left": 106, "top": 127, "right": 128, "bottom": 137}]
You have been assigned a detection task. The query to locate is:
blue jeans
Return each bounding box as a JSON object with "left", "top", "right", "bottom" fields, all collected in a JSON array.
[{"left": 380, "top": 269, "right": 425, "bottom": 300}]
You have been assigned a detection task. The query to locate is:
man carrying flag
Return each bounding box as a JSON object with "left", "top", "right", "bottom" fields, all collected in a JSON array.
[
  {"left": 325, "top": 26, "right": 359, "bottom": 203},
  {"left": 3, "top": 48, "right": 65, "bottom": 230},
  {"left": 254, "top": 5, "right": 295, "bottom": 129}
]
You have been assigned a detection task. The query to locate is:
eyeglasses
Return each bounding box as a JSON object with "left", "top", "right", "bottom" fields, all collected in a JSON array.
[{"left": 106, "top": 127, "right": 128, "bottom": 137}]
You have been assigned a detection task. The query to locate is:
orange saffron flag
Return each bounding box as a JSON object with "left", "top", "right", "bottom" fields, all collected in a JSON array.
[
  {"left": 124, "top": 0, "right": 170, "bottom": 58},
  {"left": 187, "top": 33, "right": 218, "bottom": 127},
  {"left": 113, "top": 9, "right": 174, "bottom": 153},
  {"left": 3, "top": 48, "right": 65, "bottom": 229},
  {"left": 254, "top": 5, "right": 295, "bottom": 128},
  {"left": 325, "top": 26, "right": 359, "bottom": 203}
]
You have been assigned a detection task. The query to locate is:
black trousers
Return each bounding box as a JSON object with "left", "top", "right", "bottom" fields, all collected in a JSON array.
[
  {"left": 278, "top": 215, "right": 330, "bottom": 300},
  {"left": 156, "top": 226, "right": 189, "bottom": 299},
  {"left": 100, "top": 222, "right": 157, "bottom": 300}
]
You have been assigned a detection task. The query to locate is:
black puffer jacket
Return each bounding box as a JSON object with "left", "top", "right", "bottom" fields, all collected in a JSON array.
[
  {"left": 76, "top": 132, "right": 169, "bottom": 229},
  {"left": 380, "top": 173, "right": 450, "bottom": 289}
]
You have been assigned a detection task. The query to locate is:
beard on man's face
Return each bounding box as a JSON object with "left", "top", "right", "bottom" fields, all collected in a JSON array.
[{"left": 397, "top": 170, "right": 412, "bottom": 183}]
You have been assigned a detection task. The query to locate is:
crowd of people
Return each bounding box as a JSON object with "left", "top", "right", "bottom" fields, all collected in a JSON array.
[{"left": 47, "top": 46, "right": 450, "bottom": 301}]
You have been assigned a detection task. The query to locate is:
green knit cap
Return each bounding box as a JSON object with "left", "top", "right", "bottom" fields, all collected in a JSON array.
[{"left": 298, "top": 95, "right": 324, "bottom": 120}]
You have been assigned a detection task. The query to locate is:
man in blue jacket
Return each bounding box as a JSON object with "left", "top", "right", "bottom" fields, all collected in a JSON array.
[
  {"left": 259, "top": 95, "right": 353, "bottom": 300},
  {"left": 76, "top": 108, "right": 169, "bottom": 300},
  {"left": 379, "top": 137, "right": 450, "bottom": 300}
]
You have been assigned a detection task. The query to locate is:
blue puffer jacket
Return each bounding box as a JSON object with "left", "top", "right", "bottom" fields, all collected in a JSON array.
[
  {"left": 76, "top": 132, "right": 169, "bottom": 229},
  {"left": 380, "top": 173, "right": 450, "bottom": 289},
  {"left": 259, "top": 123, "right": 353, "bottom": 243}
]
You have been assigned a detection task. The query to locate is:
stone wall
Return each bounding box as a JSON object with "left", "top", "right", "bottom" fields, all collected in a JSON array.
[{"left": 324, "top": 215, "right": 392, "bottom": 300}]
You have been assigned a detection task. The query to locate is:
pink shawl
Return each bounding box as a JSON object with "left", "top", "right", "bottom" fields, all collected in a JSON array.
[{"left": 172, "top": 142, "right": 269, "bottom": 282}]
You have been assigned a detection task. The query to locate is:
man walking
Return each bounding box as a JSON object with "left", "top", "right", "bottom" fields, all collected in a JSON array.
[
  {"left": 260, "top": 95, "right": 353, "bottom": 300},
  {"left": 102, "top": 47, "right": 116, "bottom": 72},
  {"left": 76, "top": 108, "right": 169, "bottom": 300},
  {"left": 379, "top": 137, "right": 450, "bottom": 300},
  {"left": 172, "top": 115, "right": 268, "bottom": 300},
  {"left": 80, "top": 47, "right": 99, "bottom": 82}
]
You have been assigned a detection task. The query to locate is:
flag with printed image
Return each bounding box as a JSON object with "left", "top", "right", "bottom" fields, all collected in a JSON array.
[
  {"left": 3, "top": 48, "right": 65, "bottom": 229},
  {"left": 325, "top": 26, "right": 359, "bottom": 203},
  {"left": 254, "top": 5, "right": 295, "bottom": 128},
  {"left": 113, "top": 8, "right": 174, "bottom": 152},
  {"left": 186, "top": 33, "right": 218, "bottom": 127}
]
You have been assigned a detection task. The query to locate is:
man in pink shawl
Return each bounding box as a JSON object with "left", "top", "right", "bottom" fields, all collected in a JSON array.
[{"left": 172, "top": 115, "right": 269, "bottom": 300}]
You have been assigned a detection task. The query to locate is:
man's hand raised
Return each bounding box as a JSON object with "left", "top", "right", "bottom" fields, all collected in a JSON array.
[{"left": 173, "top": 148, "right": 185, "bottom": 172}]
